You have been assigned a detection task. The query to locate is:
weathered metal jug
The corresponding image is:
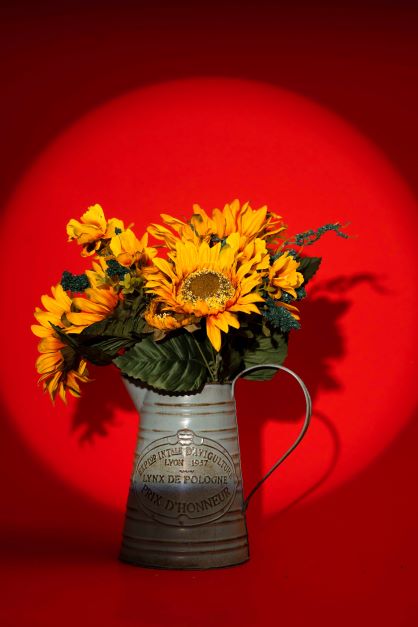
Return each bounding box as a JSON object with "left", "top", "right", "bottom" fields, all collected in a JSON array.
[{"left": 120, "top": 364, "right": 311, "bottom": 569}]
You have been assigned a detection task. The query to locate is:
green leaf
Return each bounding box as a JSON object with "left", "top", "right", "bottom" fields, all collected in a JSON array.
[
  {"left": 91, "top": 337, "right": 132, "bottom": 353},
  {"left": 241, "top": 332, "right": 288, "bottom": 381},
  {"left": 114, "top": 333, "right": 209, "bottom": 394},
  {"left": 50, "top": 324, "right": 80, "bottom": 350},
  {"left": 51, "top": 323, "right": 133, "bottom": 366},
  {"left": 75, "top": 345, "right": 115, "bottom": 366},
  {"left": 80, "top": 315, "right": 145, "bottom": 339},
  {"left": 296, "top": 256, "right": 322, "bottom": 285},
  {"left": 84, "top": 337, "right": 135, "bottom": 364},
  {"left": 219, "top": 345, "right": 243, "bottom": 382}
]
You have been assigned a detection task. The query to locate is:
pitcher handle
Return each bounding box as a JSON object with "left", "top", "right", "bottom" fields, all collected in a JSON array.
[{"left": 231, "top": 364, "right": 312, "bottom": 512}]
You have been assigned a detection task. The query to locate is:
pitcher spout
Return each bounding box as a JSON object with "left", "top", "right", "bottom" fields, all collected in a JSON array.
[{"left": 122, "top": 377, "right": 148, "bottom": 412}]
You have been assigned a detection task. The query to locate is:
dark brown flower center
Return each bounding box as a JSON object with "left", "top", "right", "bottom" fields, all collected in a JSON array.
[{"left": 181, "top": 270, "right": 234, "bottom": 308}]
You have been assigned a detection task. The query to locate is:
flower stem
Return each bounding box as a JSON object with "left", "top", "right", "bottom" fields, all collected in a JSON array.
[
  {"left": 211, "top": 342, "right": 221, "bottom": 381},
  {"left": 194, "top": 337, "right": 216, "bottom": 382}
]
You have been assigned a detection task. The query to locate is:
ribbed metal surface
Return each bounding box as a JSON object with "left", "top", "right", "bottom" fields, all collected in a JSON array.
[{"left": 120, "top": 383, "right": 249, "bottom": 569}]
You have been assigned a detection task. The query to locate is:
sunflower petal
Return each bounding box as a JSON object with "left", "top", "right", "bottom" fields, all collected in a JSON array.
[{"left": 206, "top": 317, "right": 222, "bottom": 352}]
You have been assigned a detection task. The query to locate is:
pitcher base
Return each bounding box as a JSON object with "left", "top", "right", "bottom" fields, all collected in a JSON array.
[{"left": 119, "top": 546, "right": 250, "bottom": 570}]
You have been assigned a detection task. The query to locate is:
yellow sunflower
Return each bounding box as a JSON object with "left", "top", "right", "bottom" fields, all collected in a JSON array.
[
  {"left": 143, "top": 233, "right": 265, "bottom": 351},
  {"left": 148, "top": 199, "right": 287, "bottom": 253},
  {"left": 268, "top": 251, "right": 304, "bottom": 299},
  {"left": 144, "top": 299, "right": 196, "bottom": 331},
  {"left": 31, "top": 284, "right": 90, "bottom": 403},
  {"left": 36, "top": 335, "right": 90, "bottom": 403},
  {"left": 66, "top": 204, "right": 125, "bottom": 257},
  {"left": 67, "top": 204, "right": 158, "bottom": 267},
  {"left": 65, "top": 261, "right": 121, "bottom": 333},
  {"left": 65, "top": 287, "right": 119, "bottom": 333},
  {"left": 32, "top": 283, "right": 73, "bottom": 337},
  {"left": 109, "top": 229, "right": 157, "bottom": 268}
]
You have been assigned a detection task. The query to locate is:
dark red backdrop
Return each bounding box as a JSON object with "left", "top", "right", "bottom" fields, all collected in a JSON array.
[{"left": 1, "top": 2, "right": 418, "bottom": 626}]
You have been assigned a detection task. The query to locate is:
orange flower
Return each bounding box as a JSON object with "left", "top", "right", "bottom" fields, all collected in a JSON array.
[
  {"left": 268, "top": 252, "right": 304, "bottom": 299},
  {"left": 31, "top": 284, "right": 90, "bottom": 403},
  {"left": 109, "top": 230, "right": 157, "bottom": 268},
  {"left": 144, "top": 233, "right": 264, "bottom": 351},
  {"left": 148, "top": 199, "right": 287, "bottom": 253}
]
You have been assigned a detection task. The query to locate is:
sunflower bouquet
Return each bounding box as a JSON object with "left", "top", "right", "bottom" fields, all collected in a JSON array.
[{"left": 32, "top": 200, "right": 347, "bottom": 403}]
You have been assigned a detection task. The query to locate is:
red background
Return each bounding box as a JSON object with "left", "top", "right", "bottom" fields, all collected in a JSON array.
[{"left": 1, "top": 2, "right": 418, "bottom": 626}]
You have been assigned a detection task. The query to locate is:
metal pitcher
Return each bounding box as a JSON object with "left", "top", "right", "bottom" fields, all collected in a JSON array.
[{"left": 119, "top": 364, "right": 312, "bottom": 570}]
